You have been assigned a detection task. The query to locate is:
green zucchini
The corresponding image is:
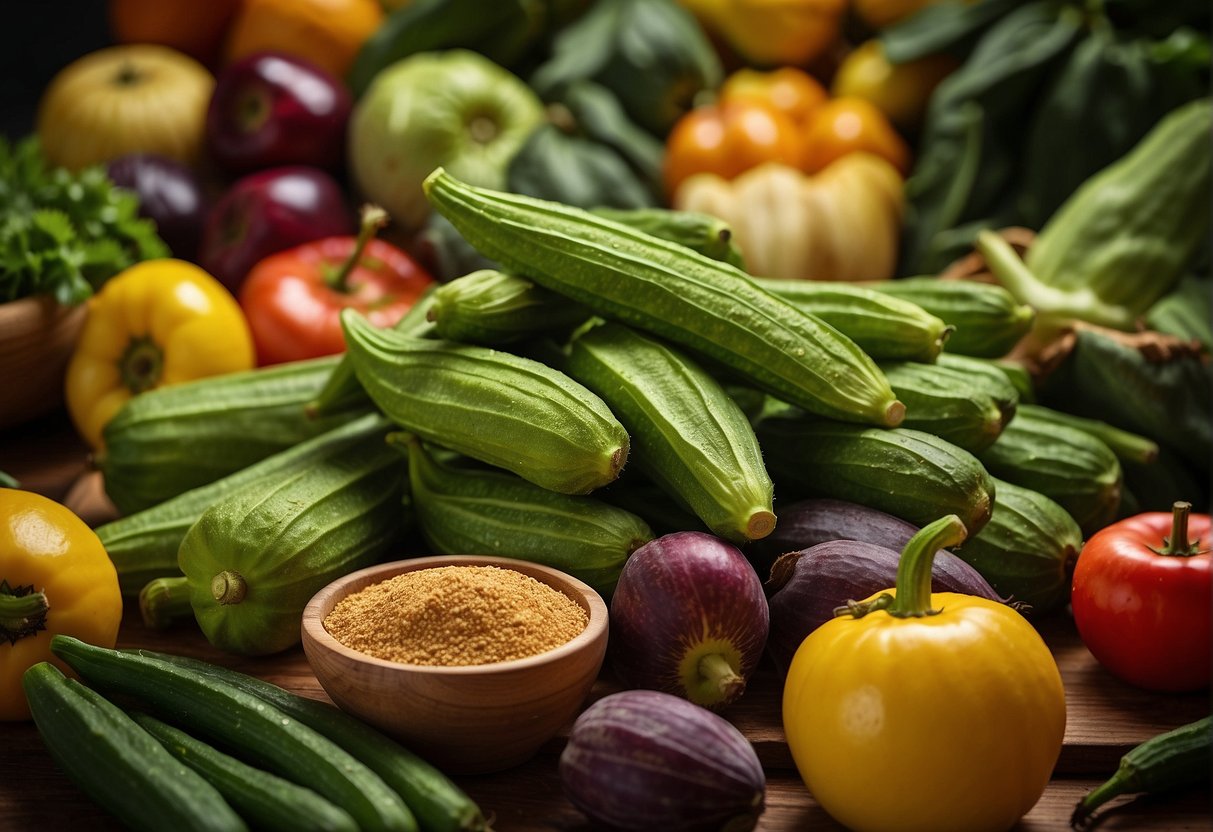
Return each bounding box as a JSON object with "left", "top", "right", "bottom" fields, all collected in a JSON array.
[
  {"left": 754, "top": 418, "right": 996, "bottom": 535},
  {"left": 977, "top": 408, "right": 1123, "bottom": 536},
  {"left": 868, "top": 277, "right": 1036, "bottom": 358},
  {"left": 951, "top": 478, "right": 1081, "bottom": 614},
  {"left": 562, "top": 320, "right": 775, "bottom": 542},
  {"left": 51, "top": 636, "right": 417, "bottom": 832},
  {"left": 592, "top": 206, "right": 747, "bottom": 270},
  {"left": 96, "top": 413, "right": 393, "bottom": 598},
  {"left": 753, "top": 277, "right": 952, "bottom": 362},
  {"left": 342, "top": 309, "right": 629, "bottom": 495},
  {"left": 125, "top": 649, "right": 488, "bottom": 832},
  {"left": 427, "top": 269, "right": 590, "bottom": 346},
  {"left": 423, "top": 168, "right": 904, "bottom": 428},
  {"left": 98, "top": 355, "right": 363, "bottom": 513},
  {"left": 307, "top": 287, "right": 439, "bottom": 419},
  {"left": 178, "top": 421, "right": 406, "bottom": 655},
  {"left": 405, "top": 436, "right": 653, "bottom": 595},
  {"left": 1015, "top": 403, "right": 1159, "bottom": 466},
  {"left": 131, "top": 712, "right": 359, "bottom": 832},
  {"left": 878, "top": 359, "right": 1012, "bottom": 453},
  {"left": 1071, "top": 716, "right": 1212, "bottom": 829},
  {"left": 22, "top": 662, "right": 246, "bottom": 832}
]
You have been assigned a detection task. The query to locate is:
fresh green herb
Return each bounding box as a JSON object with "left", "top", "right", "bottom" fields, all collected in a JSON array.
[{"left": 0, "top": 137, "right": 167, "bottom": 306}]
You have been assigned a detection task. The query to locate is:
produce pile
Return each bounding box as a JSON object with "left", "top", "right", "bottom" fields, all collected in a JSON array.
[{"left": 1, "top": 0, "right": 1211, "bottom": 830}]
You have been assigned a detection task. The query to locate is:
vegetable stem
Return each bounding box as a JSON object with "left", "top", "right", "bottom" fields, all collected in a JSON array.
[
  {"left": 0, "top": 583, "right": 49, "bottom": 643},
  {"left": 119, "top": 336, "right": 164, "bottom": 394},
  {"left": 139, "top": 576, "right": 194, "bottom": 630},
  {"left": 1156, "top": 501, "right": 1205, "bottom": 557},
  {"left": 327, "top": 204, "right": 388, "bottom": 292},
  {"left": 211, "top": 571, "right": 247, "bottom": 606},
  {"left": 887, "top": 515, "right": 968, "bottom": 617},
  {"left": 698, "top": 652, "right": 745, "bottom": 702}
]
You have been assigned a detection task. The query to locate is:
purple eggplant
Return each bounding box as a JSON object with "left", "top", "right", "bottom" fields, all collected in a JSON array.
[
  {"left": 766, "top": 538, "right": 1005, "bottom": 676},
  {"left": 560, "top": 689, "right": 765, "bottom": 832},
  {"left": 610, "top": 531, "right": 768, "bottom": 709},
  {"left": 106, "top": 153, "right": 208, "bottom": 261}
]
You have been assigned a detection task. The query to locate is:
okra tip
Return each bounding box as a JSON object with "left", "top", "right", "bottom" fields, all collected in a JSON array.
[
  {"left": 883, "top": 399, "right": 906, "bottom": 428},
  {"left": 422, "top": 166, "right": 449, "bottom": 196}
]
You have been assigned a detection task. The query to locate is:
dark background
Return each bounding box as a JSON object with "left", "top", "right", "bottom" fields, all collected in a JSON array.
[{"left": 1, "top": 2, "right": 113, "bottom": 140}]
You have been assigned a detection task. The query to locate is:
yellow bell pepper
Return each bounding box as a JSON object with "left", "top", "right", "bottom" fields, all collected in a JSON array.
[
  {"left": 782, "top": 515, "right": 1067, "bottom": 832},
  {"left": 65, "top": 259, "right": 255, "bottom": 449},
  {"left": 1, "top": 489, "right": 123, "bottom": 721},
  {"left": 678, "top": 0, "right": 846, "bottom": 68}
]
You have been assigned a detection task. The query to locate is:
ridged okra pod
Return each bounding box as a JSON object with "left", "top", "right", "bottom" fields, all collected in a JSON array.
[
  {"left": 878, "top": 359, "right": 1016, "bottom": 453},
  {"left": 423, "top": 168, "right": 904, "bottom": 428},
  {"left": 428, "top": 269, "right": 590, "bottom": 346},
  {"left": 563, "top": 320, "right": 776, "bottom": 543},
  {"left": 342, "top": 309, "right": 629, "bottom": 494}
]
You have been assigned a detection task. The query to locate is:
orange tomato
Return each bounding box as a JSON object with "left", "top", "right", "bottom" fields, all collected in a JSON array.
[
  {"left": 664, "top": 99, "right": 804, "bottom": 199},
  {"left": 108, "top": 0, "right": 243, "bottom": 67},
  {"left": 223, "top": 0, "right": 384, "bottom": 79},
  {"left": 800, "top": 96, "right": 911, "bottom": 175},
  {"left": 719, "top": 66, "right": 829, "bottom": 131}
]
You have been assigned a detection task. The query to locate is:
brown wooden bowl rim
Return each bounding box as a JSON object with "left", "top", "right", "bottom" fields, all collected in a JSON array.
[{"left": 302, "top": 555, "right": 609, "bottom": 677}]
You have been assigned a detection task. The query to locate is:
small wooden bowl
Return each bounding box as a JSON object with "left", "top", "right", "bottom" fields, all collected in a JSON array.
[
  {"left": 0, "top": 296, "right": 87, "bottom": 430},
  {"left": 301, "top": 555, "right": 609, "bottom": 775}
]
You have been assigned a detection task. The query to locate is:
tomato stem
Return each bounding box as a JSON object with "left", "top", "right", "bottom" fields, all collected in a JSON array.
[
  {"left": 0, "top": 580, "right": 49, "bottom": 645},
  {"left": 327, "top": 204, "right": 389, "bottom": 293},
  {"left": 1156, "top": 501, "right": 1204, "bottom": 557}
]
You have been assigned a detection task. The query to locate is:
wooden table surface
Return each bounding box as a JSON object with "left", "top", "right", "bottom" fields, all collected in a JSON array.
[{"left": 2, "top": 409, "right": 1210, "bottom": 831}]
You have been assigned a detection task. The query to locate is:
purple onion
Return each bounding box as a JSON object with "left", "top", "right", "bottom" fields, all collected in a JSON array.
[
  {"left": 610, "top": 531, "right": 768, "bottom": 710},
  {"left": 766, "top": 539, "right": 1005, "bottom": 676},
  {"left": 560, "top": 689, "right": 765, "bottom": 832},
  {"left": 106, "top": 153, "right": 208, "bottom": 260}
]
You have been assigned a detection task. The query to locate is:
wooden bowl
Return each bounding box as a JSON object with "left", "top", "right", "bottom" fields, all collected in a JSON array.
[
  {"left": 0, "top": 296, "right": 87, "bottom": 430},
  {"left": 301, "top": 555, "right": 609, "bottom": 775}
]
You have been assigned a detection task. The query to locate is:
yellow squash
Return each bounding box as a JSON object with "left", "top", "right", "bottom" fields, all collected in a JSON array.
[
  {"left": 1, "top": 489, "right": 122, "bottom": 721},
  {"left": 782, "top": 515, "right": 1066, "bottom": 832},
  {"left": 65, "top": 259, "right": 255, "bottom": 449}
]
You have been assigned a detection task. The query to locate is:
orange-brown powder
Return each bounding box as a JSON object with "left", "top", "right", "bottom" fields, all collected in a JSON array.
[{"left": 323, "top": 565, "right": 588, "bottom": 666}]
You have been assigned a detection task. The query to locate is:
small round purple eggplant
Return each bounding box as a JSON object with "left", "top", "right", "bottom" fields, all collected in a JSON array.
[
  {"left": 560, "top": 689, "right": 765, "bottom": 832},
  {"left": 766, "top": 538, "right": 1005, "bottom": 676},
  {"left": 609, "top": 531, "right": 768, "bottom": 709},
  {"left": 106, "top": 152, "right": 208, "bottom": 261}
]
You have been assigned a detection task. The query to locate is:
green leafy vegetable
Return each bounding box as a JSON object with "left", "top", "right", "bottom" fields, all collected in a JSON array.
[{"left": 0, "top": 137, "right": 168, "bottom": 306}]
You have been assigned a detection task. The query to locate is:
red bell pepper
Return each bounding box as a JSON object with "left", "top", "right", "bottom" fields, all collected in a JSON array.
[
  {"left": 239, "top": 204, "right": 434, "bottom": 366},
  {"left": 1071, "top": 501, "right": 1211, "bottom": 693}
]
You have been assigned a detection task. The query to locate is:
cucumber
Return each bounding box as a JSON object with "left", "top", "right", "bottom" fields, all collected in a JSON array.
[
  {"left": 951, "top": 478, "right": 1081, "bottom": 614},
  {"left": 342, "top": 309, "right": 629, "bottom": 495},
  {"left": 131, "top": 712, "right": 359, "bottom": 832},
  {"left": 563, "top": 320, "right": 775, "bottom": 542},
  {"left": 177, "top": 419, "right": 406, "bottom": 656},
  {"left": 753, "top": 277, "right": 952, "bottom": 362},
  {"left": 123, "top": 648, "right": 488, "bottom": 832},
  {"left": 427, "top": 269, "right": 590, "bottom": 346},
  {"left": 868, "top": 277, "right": 1035, "bottom": 358},
  {"left": 98, "top": 355, "right": 362, "bottom": 513},
  {"left": 96, "top": 413, "right": 393, "bottom": 598},
  {"left": 405, "top": 436, "right": 653, "bottom": 596},
  {"left": 51, "top": 636, "right": 418, "bottom": 832},
  {"left": 755, "top": 418, "right": 996, "bottom": 536},
  {"left": 22, "top": 662, "right": 246, "bottom": 832},
  {"left": 977, "top": 408, "right": 1123, "bottom": 536},
  {"left": 878, "top": 359, "right": 1012, "bottom": 453},
  {"left": 423, "top": 168, "right": 904, "bottom": 428},
  {"left": 1072, "top": 716, "right": 1212, "bottom": 828}
]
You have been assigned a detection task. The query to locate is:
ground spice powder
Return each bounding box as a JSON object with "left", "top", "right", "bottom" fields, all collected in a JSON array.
[{"left": 324, "top": 565, "right": 589, "bottom": 666}]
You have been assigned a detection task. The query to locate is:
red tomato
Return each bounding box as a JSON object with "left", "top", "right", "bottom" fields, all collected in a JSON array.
[
  {"left": 239, "top": 207, "right": 434, "bottom": 365},
  {"left": 1070, "top": 502, "right": 1211, "bottom": 693}
]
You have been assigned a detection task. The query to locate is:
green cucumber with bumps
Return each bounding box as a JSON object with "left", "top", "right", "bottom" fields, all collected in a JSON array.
[
  {"left": 51, "top": 636, "right": 417, "bottom": 831},
  {"left": 878, "top": 359, "right": 1013, "bottom": 453},
  {"left": 99, "top": 355, "right": 363, "bottom": 513},
  {"left": 404, "top": 436, "right": 653, "bottom": 595},
  {"left": 868, "top": 277, "right": 1036, "bottom": 358},
  {"left": 951, "top": 478, "right": 1082, "bottom": 614},
  {"left": 427, "top": 269, "right": 591, "bottom": 346},
  {"left": 96, "top": 413, "right": 393, "bottom": 598},
  {"left": 423, "top": 168, "right": 904, "bottom": 428},
  {"left": 22, "top": 662, "right": 246, "bottom": 832},
  {"left": 562, "top": 320, "right": 775, "bottom": 543},
  {"left": 131, "top": 712, "right": 359, "bottom": 832},
  {"left": 754, "top": 418, "right": 996, "bottom": 535},
  {"left": 977, "top": 407, "right": 1123, "bottom": 536},
  {"left": 342, "top": 309, "right": 629, "bottom": 495},
  {"left": 753, "top": 277, "right": 951, "bottom": 362}
]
